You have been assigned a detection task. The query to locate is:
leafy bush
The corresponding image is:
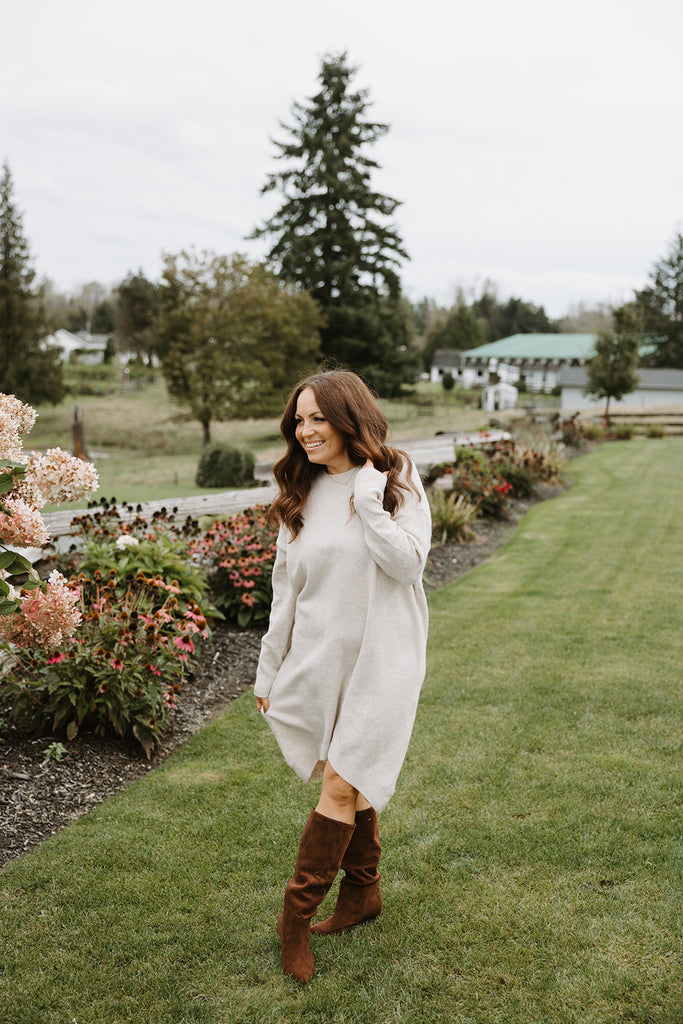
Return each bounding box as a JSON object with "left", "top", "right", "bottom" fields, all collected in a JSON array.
[
  {"left": 647, "top": 424, "right": 666, "bottom": 438},
  {"left": 495, "top": 459, "right": 537, "bottom": 499},
  {"left": 77, "top": 534, "right": 211, "bottom": 616},
  {"left": 191, "top": 506, "right": 277, "bottom": 627},
  {"left": 1, "top": 571, "right": 209, "bottom": 757},
  {"left": 581, "top": 421, "right": 604, "bottom": 441},
  {"left": 448, "top": 452, "right": 515, "bottom": 520},
  {"left": 196, "top": 443, "right": 256, "bottom": 489},
  {"left": 429, "top": 490, "right": 478, "bottom": 543},
  {"left": 612, "top": 424, "right": 633, "bottom": 440},
  {"left": 500, "top": 437, "right": 566, "bottom": 482}
]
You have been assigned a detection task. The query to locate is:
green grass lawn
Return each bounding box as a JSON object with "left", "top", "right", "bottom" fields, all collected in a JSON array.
[{"left": 1, "top": 438, "right": 681, "bottom": 1023}]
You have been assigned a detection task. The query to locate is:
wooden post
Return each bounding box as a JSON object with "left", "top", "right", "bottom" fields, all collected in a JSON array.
[{"left": 72, "top": 405, "right": 88, "bottom": 460}]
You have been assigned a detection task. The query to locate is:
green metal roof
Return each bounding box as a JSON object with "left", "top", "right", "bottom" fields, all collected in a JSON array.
[{"left": 465, "top": 334, "right": 597, "bottom": 360}]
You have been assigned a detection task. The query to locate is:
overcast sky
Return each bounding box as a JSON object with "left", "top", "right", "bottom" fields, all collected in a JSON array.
[{"left": 2, "top": 0, "right": 682, "bottom": 318}]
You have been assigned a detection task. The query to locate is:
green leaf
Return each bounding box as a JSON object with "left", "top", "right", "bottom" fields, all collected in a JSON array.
[{"left": 66, "top": 720, "right": 78, "bottom": 741}]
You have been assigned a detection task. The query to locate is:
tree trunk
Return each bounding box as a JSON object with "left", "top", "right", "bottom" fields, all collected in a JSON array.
[
  {"left": 603, "top": 395, "right": 611, "bottom": 430},
  {"left": 202, "top": 420, "right": 211, "bottom": 447},
  {"left": 72, "top": 406, "right": 88, "bottom": 460}
]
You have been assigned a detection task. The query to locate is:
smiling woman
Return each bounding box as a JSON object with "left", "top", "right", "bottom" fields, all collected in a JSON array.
[
  {"left": 252, "top": 369, "right": 432, "bottom": 983},
  {"left": 294, "top": 388, "right": 353, "bottom": 475}
]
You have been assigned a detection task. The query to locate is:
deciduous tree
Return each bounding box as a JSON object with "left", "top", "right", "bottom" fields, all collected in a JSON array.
[
  {"left": 114, "top": 271, "right": 158, "bottom": 365},
  {"left": 585, "top": 306, "right": 641, "bottom": 426},
  {"left": 251, "top": 52, "right": 416, "bottom": 394},
  {"left": 153, "top": 250, "right": 322, "bottom": 444},
  {"left": 0, "top": 162, "right": 64, "bottom": 404}
]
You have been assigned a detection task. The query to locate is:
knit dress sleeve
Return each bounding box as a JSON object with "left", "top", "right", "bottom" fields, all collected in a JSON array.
[
  {"left": 352, "top": 460, "right": 432, "bottom": 586},
  {"left": 253, "top": 524, "right": 296, "bottom": 700}
]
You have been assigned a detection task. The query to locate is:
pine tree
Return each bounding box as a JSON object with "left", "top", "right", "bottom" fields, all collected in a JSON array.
[
  {"left": 251, "top": 53, "right": 416, "bottom": 394},
  {"left": 635, "top": 232, "right": 683, "bottom": 368},
  {"left": 0, "top": 161, "right": 64, "bottom": 404}
]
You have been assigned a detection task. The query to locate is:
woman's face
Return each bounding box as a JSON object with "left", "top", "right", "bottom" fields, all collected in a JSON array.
[{"left": 294, "top": 387, "right": 353, "bottom": 475}]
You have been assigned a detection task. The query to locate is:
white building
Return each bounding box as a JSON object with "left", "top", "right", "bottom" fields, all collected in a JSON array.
[{"left": 559, "top": 367, "right": 683, "bottom": 410}]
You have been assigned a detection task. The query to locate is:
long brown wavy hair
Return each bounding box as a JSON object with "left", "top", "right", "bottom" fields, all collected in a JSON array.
[{"left": 268, "top": 370, "right": 419, "bottom": 538}]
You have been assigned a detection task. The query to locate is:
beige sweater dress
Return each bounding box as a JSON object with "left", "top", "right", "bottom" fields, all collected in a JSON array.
[{"left": 253, "top": 461, "right": 431, "bottom": 812}]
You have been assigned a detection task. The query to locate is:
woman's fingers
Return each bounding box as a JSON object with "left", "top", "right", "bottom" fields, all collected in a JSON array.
[{"left": 255, "top": 697, "right": 269, "bottom": 714}]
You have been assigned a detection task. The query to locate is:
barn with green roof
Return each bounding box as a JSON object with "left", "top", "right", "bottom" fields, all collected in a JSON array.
[{"left": 430, "top": 334, "right": 598, "bottom": 393}]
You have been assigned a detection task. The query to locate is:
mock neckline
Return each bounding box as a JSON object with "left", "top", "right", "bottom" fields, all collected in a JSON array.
[{"left": 323, "top": 465, "right": 360, "bottom": 483}]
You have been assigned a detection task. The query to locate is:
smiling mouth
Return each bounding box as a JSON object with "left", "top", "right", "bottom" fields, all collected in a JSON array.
[{"left": 304, "top": 441, "right": 324, "bottom": 451}]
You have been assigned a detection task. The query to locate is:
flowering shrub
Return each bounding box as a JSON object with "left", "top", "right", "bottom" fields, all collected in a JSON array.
[
  {"left": 190, "top": 506, "right": 277, "bottom": 627},
  {"left": 76, "top": 534, "right": 211, "bottom": 617},
  {"left": 1, "top": 570, "right": 209, "bottom": 757},
  {"left": 0, "top": 393, "right": 99, "bottom": 634},
  {"left": 0, "top": 569, "right": 81, "bottom": 648},
  {"left": 67, "top": 497, "right": 203, "bottom": 546},
  {"left": 447, "top": 450, "right": 515, "bottom": 520}
]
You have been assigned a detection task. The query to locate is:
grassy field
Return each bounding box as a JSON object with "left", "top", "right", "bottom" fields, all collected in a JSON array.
[
  {"left": 0, "top": 438, "right": 680, "bottom": 1023},
  {"left": 27, "top": 378, "right": 556, "bottom": 505}
]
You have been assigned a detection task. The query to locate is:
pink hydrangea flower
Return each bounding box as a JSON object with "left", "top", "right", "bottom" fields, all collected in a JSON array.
[
  {"left": 24, "top": 449, "right": 99, "bottom": 506},
  {"left": 0, "top": 394, "right": 36, "bottom": 460},
  {"left": 0, "top": 495, "right": 50, "bottom": 547},
  {"left": 0, "top": 570, "right": 81, "bottom": 648}
]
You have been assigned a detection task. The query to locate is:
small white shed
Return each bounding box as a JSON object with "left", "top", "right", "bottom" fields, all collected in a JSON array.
[{"left": 481, "top": 382, "right": 518, "bottom": 411}]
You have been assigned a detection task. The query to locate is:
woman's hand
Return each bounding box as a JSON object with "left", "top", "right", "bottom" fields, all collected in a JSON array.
[
  {"left": 255, "top": 697, "right": 270, "bottom": 714},
  {"left": 364, "top": 457, "right": 389, "bottom": 477}
]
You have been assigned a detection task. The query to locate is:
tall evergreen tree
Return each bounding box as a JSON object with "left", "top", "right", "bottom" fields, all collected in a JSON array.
[
  {"left": 635, "top": 232, "right": 683, "bottom": 368},
  {"left": 251, "top": 52, "right": 416, "bottom": 394},
  {"left": 0, "top": 161, "right": 64, "bottom": 404}
]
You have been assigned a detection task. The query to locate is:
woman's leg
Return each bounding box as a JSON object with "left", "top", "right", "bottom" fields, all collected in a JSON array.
[
  {"left": 309, "top": 764, "right": 382, "bottom": 936},
  {"left": 310, "top": 803, "right": 382, "bottom": 935},
  {"left": 315, "top": 761, "right": 360, "bottom": 824}
]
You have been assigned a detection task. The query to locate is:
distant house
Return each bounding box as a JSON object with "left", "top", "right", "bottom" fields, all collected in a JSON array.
[
  {"left": 431, "top": 334, "right": 598, "bottom": 394},
  {"left": 430, "top": 349, "right": 487, "bottom": 388},
  {"left": 46, "top": 329, "right": 110, "bottom": 364},
  {"left": 559, "top": 367, "right": 683, "bottom": 411}
]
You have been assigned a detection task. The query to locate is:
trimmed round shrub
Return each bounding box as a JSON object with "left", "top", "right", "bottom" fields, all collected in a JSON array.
[{"left": 196, "top": 443, "right": 256, "bottom": 488}]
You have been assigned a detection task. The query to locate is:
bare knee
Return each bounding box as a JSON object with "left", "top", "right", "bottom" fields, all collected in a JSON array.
[{"left": 317, "top": 763, "right": 358, "bottom": 823}]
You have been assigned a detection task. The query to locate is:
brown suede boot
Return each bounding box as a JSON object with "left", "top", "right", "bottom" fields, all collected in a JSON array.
[
  {"left": 277, "top": 810, "right": 355, "bottom": 982},
  {"left": 310, "top": 807, "right": 382, "bottom": 935}
]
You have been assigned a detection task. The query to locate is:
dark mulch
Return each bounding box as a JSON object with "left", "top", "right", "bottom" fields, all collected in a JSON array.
[{"left": 0, "top": 484, "right": 563, "bottom": 869}]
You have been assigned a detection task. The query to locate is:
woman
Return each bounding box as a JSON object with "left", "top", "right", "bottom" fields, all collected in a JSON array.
[{"left": 254, "top": 369, "right": 431, "bottom": 983}]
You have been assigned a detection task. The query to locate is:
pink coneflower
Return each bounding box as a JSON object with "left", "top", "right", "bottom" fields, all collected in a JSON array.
[
  {"left": 46, "top": 652, "right": 66, "bottom": 665},
  {"left": 110, "top": 658, "right": 125, "bottom": 671},
  {"left": 173, "top": 635, "right": 195, "bottom": 654}
]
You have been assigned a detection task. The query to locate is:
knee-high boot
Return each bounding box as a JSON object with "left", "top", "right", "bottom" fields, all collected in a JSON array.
[
  {"left": 310, "top": 807, "right": 382, "bottom": 935},
  {"left": 277, "top": 810, "right": 355, "bottom": 982}
]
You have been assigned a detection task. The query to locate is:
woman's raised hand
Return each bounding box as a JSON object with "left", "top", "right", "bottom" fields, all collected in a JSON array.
[{"left": 363, "top": 457, "right": 389, "bottom": 477}]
